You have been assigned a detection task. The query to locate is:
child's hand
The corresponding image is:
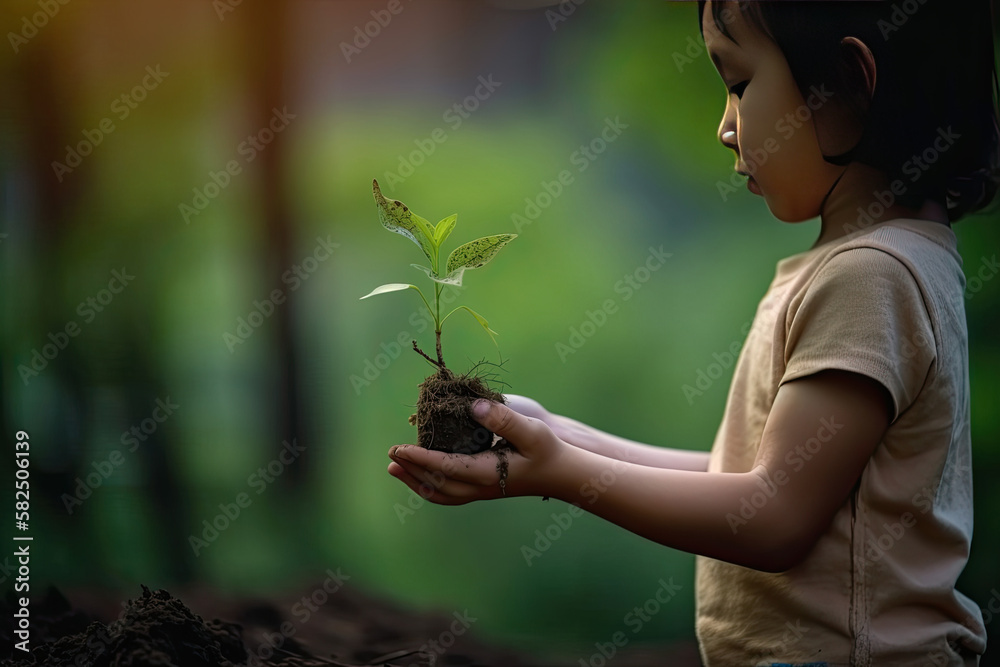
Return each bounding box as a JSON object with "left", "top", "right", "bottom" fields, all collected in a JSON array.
[{"left": 387, "top": 399, "right": 567, "bottom": 504}]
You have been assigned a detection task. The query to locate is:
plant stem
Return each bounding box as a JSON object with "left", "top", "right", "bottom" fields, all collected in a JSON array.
[
  {"left": 434, "top": 282, "right": 445, "bottom": 368},
  {"left": 412, "top": 340, "right": 442, "bottom": 369}
]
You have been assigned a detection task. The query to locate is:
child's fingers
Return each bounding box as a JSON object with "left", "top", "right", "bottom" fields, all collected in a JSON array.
[
  {"left": 388, "top": 461, "right": 453, "bottom": 503},
  {"left": 394, "top": 476, "right": 466, "bottom": 505},
  {"left": 387, "top": 460, "right": 411, "bottom": 480},
  {"left": 388, "top": 460, "right": 457, "bottom": 503},
  {"left": 388, "top": 455, "right": 490, "bottom": 501},
  {"left": 388, "top": 454, "right": 444, "bottom": 488},
  {"left": 390, "top": 445, "right": 499, "bottom": 486}
]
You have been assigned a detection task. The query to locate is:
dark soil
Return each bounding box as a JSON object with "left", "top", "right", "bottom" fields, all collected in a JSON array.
[
  {"left": 2, "top": 586, "right": 247, "bottom": 667},
  {"left": 0, "top": 583, "right": 703, "bottom": 666},
  {"left": 408, "top": 366, "right": 506, "bottom": 455},
  {"left": 0, "top": 584, "right": 543, "bottom": 667}
]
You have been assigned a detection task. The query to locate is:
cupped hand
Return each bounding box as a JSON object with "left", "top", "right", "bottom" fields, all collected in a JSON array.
[{"left": 387, "top": 398, "right": 567, "bottom": 504}]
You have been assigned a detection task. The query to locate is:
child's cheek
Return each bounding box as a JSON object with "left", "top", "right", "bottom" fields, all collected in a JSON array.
[{"left": 743, "top": 70, "right": 830, "bottom": 221}]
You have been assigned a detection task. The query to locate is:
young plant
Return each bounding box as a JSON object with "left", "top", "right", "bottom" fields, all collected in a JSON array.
[{"left": 361, "top": 179, "right": 517, "bottom": 454}]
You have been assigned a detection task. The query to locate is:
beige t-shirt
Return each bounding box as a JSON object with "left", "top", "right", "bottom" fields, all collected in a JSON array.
[{"left": 695, "top": 218, "right": 987, "bottom": 666}]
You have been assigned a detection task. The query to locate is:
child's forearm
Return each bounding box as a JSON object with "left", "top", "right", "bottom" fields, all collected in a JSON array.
[
  {"left": 548, "top": 446, "right": 808, "bottom": 572},
  {"left": 548, "top": 413, "right": 710, "bottom": 471}
]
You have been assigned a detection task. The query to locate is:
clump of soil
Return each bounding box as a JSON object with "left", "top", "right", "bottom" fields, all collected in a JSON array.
[
  {"left": 407, "top": 364, "right": 506, "bottom": 455},
  {"left": 1, "top": 583, "right": 553, "bottom": 667},
  {"left": 5, "top": 586, "right": 248, "bottom": 667},
  {"left": 0, "top": 579, "right": 703, "bottom": 666}
]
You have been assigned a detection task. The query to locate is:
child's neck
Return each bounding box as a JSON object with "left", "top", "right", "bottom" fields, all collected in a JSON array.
[{"left": 811, "top": 162, "right": 949, "bottom": 250}]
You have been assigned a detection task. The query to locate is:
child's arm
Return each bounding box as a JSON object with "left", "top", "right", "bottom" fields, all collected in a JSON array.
[
  {"left": 388, "top": 368, "right": 890, "bottom": 572},
  {"left": 506, "top": 394, "right": 709, "bottom": 471}
]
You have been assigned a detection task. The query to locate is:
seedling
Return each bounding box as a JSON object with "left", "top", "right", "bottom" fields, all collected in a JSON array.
[{"left": 362, "top": 179, "right": 516, "bottom": 455}]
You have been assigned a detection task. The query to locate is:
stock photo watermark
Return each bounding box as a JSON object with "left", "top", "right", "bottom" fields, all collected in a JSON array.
[
  {"left": 682, "top": 320, "right": 752, "bottom": 405},
  {"left": 61, "top": 396, "right": 180, "bottom": 514},
  {"left": 244, "top": 567, "right": 351, "bottom": 667},
  {"left": 179, "top": 106, "right": 296, "bottom": 224},
  {"left": 51, "top": 65, "right": 169, "bottom": 182},
  {"left": 857, "top": 445, "right": 974, "bottom": 566},
  {"left": 546, "top": 0, "right": 586, "bottom": 31},
  {"left": 673, "top": 2, "right": 739, "bottom": 72},
  {"left": 726, "top": 416, "right": 844, "bottom": 534},
  {"left": 979, "top": 589, "right": 1000, "bottom": 626},
  {"left": 211, "top": 0, "right": 252, "bottom": 21},
  {"left": 521, "top": 451, "right": 636, "bottom": 566},
  {"left": 393, "top": 454, "right": 464, "bottom": 523},
  {"left": 511, "top": 116, "right": 629, "bottom": 232},
  {"left": 862, "top": 479, "right": 944, "bottom": 564},
  {"left": 351, "top": 284, "right": 464, "bottom": 396},
  {"left": 223, "top": 235, "right": 339, "bottom": 352},
  {"left": 844, "top": 125, "right": 961, "bottom": 234},
  {"left": 716, "top": 84, "right": 835, "bottom": 201},
  {"left": 877, "top": 0, "right": 929, "bottom": 40},
  {"left": 555, "top": 244, "right": 670, "bottom": 363},
  {"left": 415, "top": 610, "right": 478, "bottom": 665},
  {"left": 579, "top": 577, "right": 682, "bottom": 667},
  {"left": 25, "top": 590, "right": 157, "bottom": 663},
  {"left": 18, "top": 267, "right": 135, "bottom": 386},
  {"left": 188, "top": 439, "right": 306, "bottom": 556},
  {"left": 340, "top": 0, "right": 414, "bottom": 63},
  {"left": 7, "top": 0, "right": 70, "bottom": 54},
  {"left": 771, "top": 619, "right": 810, "bottom": 658},
  {"left": 965, "top": 255, "right": 999, "bottom": 301},
  {"left": 380, "top": 74, "right": 503, "bottom": 191}
]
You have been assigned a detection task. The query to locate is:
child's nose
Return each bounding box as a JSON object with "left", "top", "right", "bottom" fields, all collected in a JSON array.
[
  {"left": 718, "top": 120, "right": 738, "bottom": 151},
  {"left": 717, "top": 103, "right": 738, "bottom": 152}
]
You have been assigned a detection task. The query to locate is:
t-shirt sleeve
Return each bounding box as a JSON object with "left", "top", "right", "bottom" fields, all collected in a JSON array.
[{"left": 780, "top": 247, "right": 936, "bottom": 423}]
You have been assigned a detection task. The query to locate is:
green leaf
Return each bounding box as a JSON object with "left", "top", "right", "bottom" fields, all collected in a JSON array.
[
  {"left": 445, "top": 234, "right": 516, "bottom": 276},
  {"left": 411, "top": 263, "right": 465, "bottom": 286},
  {"left": 372, "top": 179, "right": 435, "bottom": 263},
  {"left": 359, "top": 283, "right": 420, "bottom": 300},
  {"left": 433, "top": 214, "right": 457, "bottom": 246},
  {"left": 443, "top": 305, "right": 499, "bottom": 347},
  {"left": 361, "top": 283, "right": 435, "bottom": 326}
]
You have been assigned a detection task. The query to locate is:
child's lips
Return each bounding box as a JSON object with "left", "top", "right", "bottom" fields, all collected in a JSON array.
[{"left": 736, "top": 168, "right": 762, "bottom": 196}]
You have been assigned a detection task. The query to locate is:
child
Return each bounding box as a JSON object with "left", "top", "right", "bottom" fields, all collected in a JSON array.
[{"left": 387, "top": 1, "right": 1000, "bottom": 664}]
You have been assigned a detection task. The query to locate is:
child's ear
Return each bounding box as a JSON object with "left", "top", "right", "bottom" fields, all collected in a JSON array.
[
  {"left": 811, "top": 36, "right": 878, "bottom": 160},
  {"left": 840, "top": 36, "right": 877, "bottom": 106}
]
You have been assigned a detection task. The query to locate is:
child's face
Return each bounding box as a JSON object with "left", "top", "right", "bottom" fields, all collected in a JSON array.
[{"left": 703, "top": 2, "right": 844, "bottom": 222}]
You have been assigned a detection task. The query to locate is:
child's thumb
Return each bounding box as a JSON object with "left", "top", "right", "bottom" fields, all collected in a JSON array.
[{"left": 471, "top": 399, "right": 540, "bottom": 446}]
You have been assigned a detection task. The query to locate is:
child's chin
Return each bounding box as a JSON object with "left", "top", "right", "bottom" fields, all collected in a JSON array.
[{"left": 764, "top": 197, "right": 819, "bottom": 223}]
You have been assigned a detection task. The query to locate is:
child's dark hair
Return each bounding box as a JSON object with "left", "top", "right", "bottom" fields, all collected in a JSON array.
[{"left": 698, "top": 0, "right": 1000, "bottom": 222}]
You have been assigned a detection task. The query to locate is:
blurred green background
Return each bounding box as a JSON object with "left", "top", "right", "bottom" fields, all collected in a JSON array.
[{"left": 2, "top": 0, "right": 998, "bottom": 662}]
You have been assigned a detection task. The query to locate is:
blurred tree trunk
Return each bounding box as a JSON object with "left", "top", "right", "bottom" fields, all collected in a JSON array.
[
  {"left": 247, "top": 3, "right": 307, "bottom": 491},
  {"left": 13, "top": 37, "right": 94, "bottom": 574},
  {"left": 11, "top": 12, "right": 194, "bottom": 584}
]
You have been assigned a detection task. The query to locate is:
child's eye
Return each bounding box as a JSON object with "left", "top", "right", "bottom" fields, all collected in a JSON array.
[{"left": 728, "top": 81, "right": 749, "bottom": 99}]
